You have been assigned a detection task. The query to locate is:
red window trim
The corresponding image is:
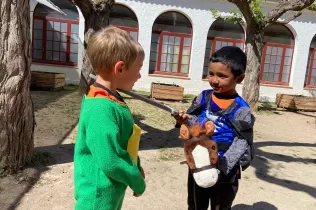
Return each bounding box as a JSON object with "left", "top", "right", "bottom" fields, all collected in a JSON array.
[
  {"left": 116, "top": 26, "right": 139, "bottom": 40},
  {"left": 260, "top": 42, "right": 294, "bottom": 86},
  {"left": 34, "top": 16, "right": 79, "bottom": 24},
  {"left": 305, "top": 48, "right": 316, "bottom": 88},
  {"left": 210, "top": 37, "right": 245, "bottom": 54},
  {"left": 32, "top": 16, "right": 79, "bottom": 66},
  {"left": 202, "top": 37, "right": 245, "bottom": 78},
  {"left": 150, "top": 31, "right": 192, "bottom": 76}
]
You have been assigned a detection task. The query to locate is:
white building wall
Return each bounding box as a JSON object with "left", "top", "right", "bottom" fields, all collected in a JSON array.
[
  {"left": 29, "top": 0, "right": 316, "bottom": 101},
  {"left": 122, "top": 0, "right": 316, "bottom": 101},
  {"left": 258, "top": 15, "right": 316, "bottom": 100},
  {"left": 116, "top": 0, "right": 237, "bottom": 93},
  {"left": 29, "top": 0, "right": 83, "bottom": 84}
]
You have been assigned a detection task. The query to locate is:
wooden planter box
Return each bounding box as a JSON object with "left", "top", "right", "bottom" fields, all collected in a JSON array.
[
  {"left": 150, "top": 82, "right": 184, "bottom": 101},
  {"left": 276, "top": 93, "right": 316, "bottom": 111},
  {"left": 31, "top": 71, "right": 65, "bottom": 90}
]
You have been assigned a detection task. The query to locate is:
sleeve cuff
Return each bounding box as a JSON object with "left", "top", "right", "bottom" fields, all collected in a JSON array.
[{"left": 219, "top": 156, "right": 228, "bottom": 175}]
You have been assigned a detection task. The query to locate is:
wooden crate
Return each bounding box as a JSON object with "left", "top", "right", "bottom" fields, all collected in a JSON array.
[
  {"left": 150, "top": 82, "right": 184, "bottom": 101},
  {"left": 31, "top": 71, "right": 65, "bottom": 89},
  {"left": 276, "top": 93, "right": 316, "bottom": 111}
]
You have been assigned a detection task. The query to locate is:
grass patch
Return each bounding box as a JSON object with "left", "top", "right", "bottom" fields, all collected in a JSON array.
[
  {"left": 0, "top": 167, "right": 6, "bottom": 178},
  {"left": 132, "top": 90, "right": 151, "bottom": 97},
  {"left": 0, "top": 151, "right": 52, "bottom": 176},
  {"left": 64, "top": 84, "right": 79, "bottom": 90},
  {"left": 183, "top": 94, "right": 196, "bottom": 100},
  {"left": 159, "top": 148, "right": 182, "bottom": 161},
  {"left": 158, "top": 147, "right": 168, "bottom": 152},
  {"left": 257, "top": 102, "right": 281, "bottom": 115}
]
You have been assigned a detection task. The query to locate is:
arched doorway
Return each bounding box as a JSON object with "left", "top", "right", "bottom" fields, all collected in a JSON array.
[
  {"left": 260, "top": 24, "right": 295, "bottom": 85},
  {"left": 149, "top": 11, "right": 192, "bottom": 76},
  {"left": 305, "top": 35, "right": 316, "bottom": 88},
  {"left": 203, "top": 19, "right": 245, "bottom": 78},
  {"left": 109, "top": 4, "right": 138, "bottom": 40},
  {"left": 32, "top": 0, "right": 79, "bottom": 66}
]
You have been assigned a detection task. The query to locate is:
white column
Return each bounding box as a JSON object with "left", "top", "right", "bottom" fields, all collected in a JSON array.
[
  {"left": 288, "top": 21, "right": 316, "bottom": 93},
  {"left": 188, "top": 16, "right": 215, "bottom": 82},
  {"left": 77, "top": 6, "right": 85, "bottom": 77}
]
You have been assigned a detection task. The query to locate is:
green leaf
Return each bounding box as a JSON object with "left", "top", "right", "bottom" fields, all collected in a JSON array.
[
  {"left": 308, "top": 3, "right": 316, "bottom": 11},
  {"left": 210, "top": 8, "right": 243, "bottom": 25},
  {"left": 250, "top": 0, "right": 266, "bottom": 26}
]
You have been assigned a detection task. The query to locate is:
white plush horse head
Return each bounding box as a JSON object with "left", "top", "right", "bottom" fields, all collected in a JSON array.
[{"left": 179, "top": 121, "right": 220, "bottom": 188}]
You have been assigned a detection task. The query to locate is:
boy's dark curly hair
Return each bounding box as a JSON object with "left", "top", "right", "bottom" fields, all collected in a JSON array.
[{"left": 210, "top": 46, "right": 247, "bottom": 77}]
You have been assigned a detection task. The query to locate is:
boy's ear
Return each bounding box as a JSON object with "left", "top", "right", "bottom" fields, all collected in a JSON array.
[
  {"left": 236, "top": 73, "right": 245, "bottom": 84},
  {"left": 180, "top": 124, "right": 190, "bottom": 140},
  {"left": 205, "top": 121, "right": 215, "bottom": 136},
  {"left": 114, "top": 61, "right": 125, "bottom": 75}
]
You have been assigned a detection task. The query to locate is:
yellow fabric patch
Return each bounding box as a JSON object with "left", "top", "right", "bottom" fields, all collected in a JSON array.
[{"left": 127, "top": 124, "right": 142, "bottom": 165}]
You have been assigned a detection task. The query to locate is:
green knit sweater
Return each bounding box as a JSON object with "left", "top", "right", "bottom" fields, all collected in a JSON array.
[{"left": 74, "top": 96, "right": 146, "bottom": 210}]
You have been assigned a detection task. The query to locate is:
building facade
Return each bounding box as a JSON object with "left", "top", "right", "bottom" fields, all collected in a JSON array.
[{"left": 30, "top": 0, "right": 316, "bottom": 101}]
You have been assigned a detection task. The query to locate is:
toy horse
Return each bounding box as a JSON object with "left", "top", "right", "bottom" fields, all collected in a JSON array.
[{"left": 179, "top": 120, "right": 220, "bottom": 188}]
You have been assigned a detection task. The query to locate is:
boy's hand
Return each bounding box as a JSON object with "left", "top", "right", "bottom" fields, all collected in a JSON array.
[
  {"left": 173, "top": 109, "right": 188, "bottom": 125},
  {"left": 133, "top": 192, "right": 142, "bottom": 197},
  {"left": 140, "top": 167, "right": 145, "bottom": 179},
  {"left": 133, "top": 167, "right": 145, "bottom": 197}
]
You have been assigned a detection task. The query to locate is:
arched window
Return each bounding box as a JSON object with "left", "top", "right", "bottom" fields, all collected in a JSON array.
[
  {"left": 260, "top": 24, "right": 294, "bottom": 85},
  {"left": 149, "top": 11, "right": 192, "bottom": 76},
  {"left": 32, "top": 0, "right": 79, "bottom": 66},
  {"left": 305, "top": 35, "right": 316, "bottom": 88},
  {"left": 109, "top": 4, "right": 138, "bottom": 40},
  {"left": 203, "top": 19, "right": 245, "bottom": 78}
]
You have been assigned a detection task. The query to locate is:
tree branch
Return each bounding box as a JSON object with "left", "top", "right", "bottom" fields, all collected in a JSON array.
[
  {"left": 277, "top": 11, "right": 303, "bottom": 24},
  {"left": 227, "top": 0, "right": 254, "bottom": 26},
  {"left": 73, "top": 0, "right": 92, "bottom": 19},
  {"left": 265, "top": 0, "right": 315, "bottom": 25}
]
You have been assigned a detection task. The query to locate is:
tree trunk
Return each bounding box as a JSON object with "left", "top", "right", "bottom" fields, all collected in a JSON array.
[
  {"left": 0, "top": 0, "right": 35, "bottom": 171},
  {"left": 242, "top": 26, "right": 264, "bottom": 111},
  {"left": 75, "top": 0, "right": 115, "bottom": 95}
]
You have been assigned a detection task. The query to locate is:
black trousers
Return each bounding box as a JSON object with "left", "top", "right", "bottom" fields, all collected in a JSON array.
[{"left": 187, "top": 169, "right": 239, "bottom": 210}]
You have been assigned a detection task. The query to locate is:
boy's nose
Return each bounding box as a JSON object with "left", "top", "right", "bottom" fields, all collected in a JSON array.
[{"left": 211, "top": 77, "right": 219, "bottom": 84}]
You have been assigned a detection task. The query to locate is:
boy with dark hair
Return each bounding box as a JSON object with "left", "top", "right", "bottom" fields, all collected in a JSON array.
[{"left": 175, "top": 46, "right": 255, "bottom": 210}]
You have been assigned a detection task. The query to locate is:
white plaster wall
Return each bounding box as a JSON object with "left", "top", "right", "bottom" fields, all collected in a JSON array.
[
  {"left": 29, "top": 0, "right": 316, "bottom": 99},
  {"left": 115, "top": 0, "right": 316, "bottom": 101},
  {"left": 29, "top": 0, "right": 83, "bottom": 85},
  {"left": 116, "top": 0, "right": 236, "bottom": 93},
  {"left": 258, "top": 16, "right": 316, "bottom": 101}
]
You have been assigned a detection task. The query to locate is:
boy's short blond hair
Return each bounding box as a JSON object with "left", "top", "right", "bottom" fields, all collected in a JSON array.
[{"left": 87, "top": 26, "right": 144, "bottom": 74}]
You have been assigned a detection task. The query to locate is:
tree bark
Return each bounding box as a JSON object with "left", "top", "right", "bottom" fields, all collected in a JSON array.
[
  {"left": 242, "top": 26, "right": 264, "bottom": 111},
  {"left": 0, "top": 0, "right": 35, "bottom": 171},
  {"left": 74, "top": 0, "right": 115, "bottom": 95}
]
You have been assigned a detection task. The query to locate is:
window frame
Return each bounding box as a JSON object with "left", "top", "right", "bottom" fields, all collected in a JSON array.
[
  {"left": 150, "top": 31, "right": 192, "bottom": 77},
  {"left": 116, "top": 26, "right": 139, "bottom": 40},
  {"left": 32, "top": 16, "right": 79, "bottom": 66},
  {"left": 306, "top": 48, "right": 316, "bottom": 88},
  {"left": 260, "top": 42, "right": 294, "bottom": 86}
]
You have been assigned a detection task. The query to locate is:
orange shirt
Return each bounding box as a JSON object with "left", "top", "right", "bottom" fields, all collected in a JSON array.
[
  {"left": 211, "top": 93, "right": 235, "bottom": 110},
  {"left": 87, "top": 84, "right": 125, "bottom": 105}
]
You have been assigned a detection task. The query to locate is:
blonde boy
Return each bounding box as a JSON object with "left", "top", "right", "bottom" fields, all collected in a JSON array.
[{"left": 74, "top": 26, "right": 146, "bottom": 210}]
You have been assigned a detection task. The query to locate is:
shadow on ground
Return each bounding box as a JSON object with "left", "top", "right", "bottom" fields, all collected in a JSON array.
[
  {"left": 0, "top": 86, "right": 81, "bottom": 210},
  {"left": 133, "top": 113, "right": 183, "bottom": 150},
  {"left": 1, "top": 92, "right": 316, "bottom": 209},
  {"left": 232, "top": 201, "right": 278, "bottom": 210},
  {"left": 252, "top": 141, "right": 316, "bottom": 199},
  {"left": 258, "top": 102, "right": 316, "bottom": 118}
]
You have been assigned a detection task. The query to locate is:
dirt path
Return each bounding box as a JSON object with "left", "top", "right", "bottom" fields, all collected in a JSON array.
[{"left": 1, "top": 88, "right": 316, "bottom": 210}]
